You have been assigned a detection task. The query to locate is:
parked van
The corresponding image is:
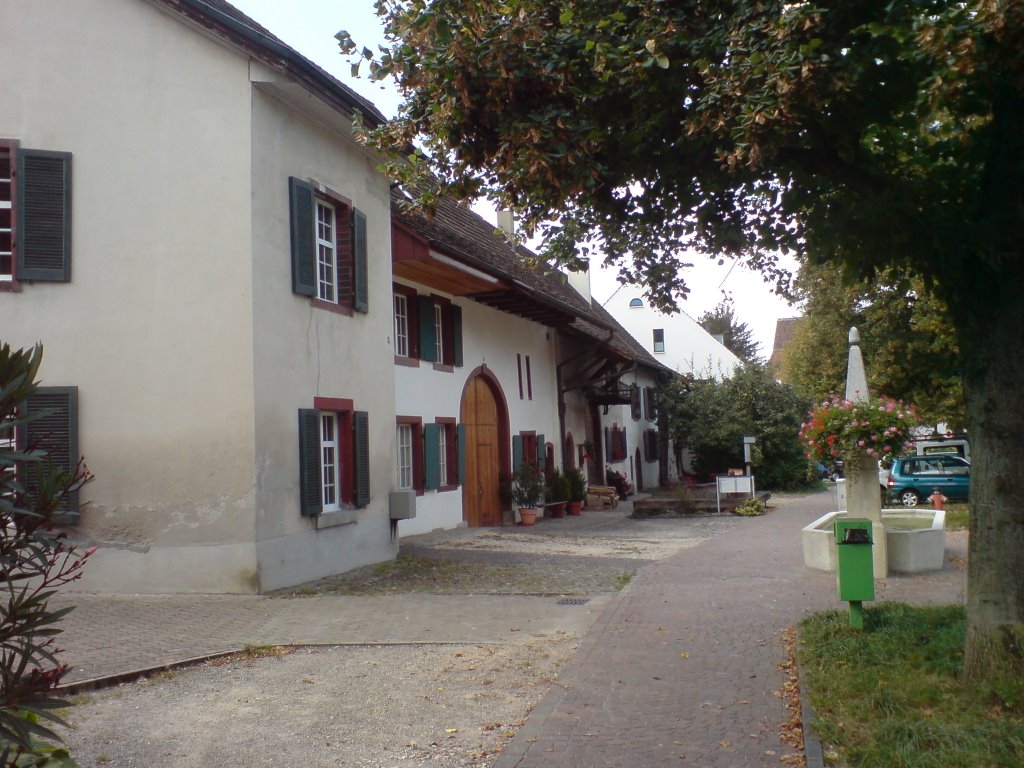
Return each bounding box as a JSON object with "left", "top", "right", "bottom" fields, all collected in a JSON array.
[{"left": 915, "top": 437, "right": 970, "bottom": 462}]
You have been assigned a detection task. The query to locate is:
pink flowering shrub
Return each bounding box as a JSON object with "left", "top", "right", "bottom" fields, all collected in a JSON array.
[{"left": 800, "top": 394, "right": 919, "bottom": 464}]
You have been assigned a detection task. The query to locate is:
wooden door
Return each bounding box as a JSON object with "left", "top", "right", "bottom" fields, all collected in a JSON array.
[{"left": 462, "top": 376, "right": 502, "bottom": 527}]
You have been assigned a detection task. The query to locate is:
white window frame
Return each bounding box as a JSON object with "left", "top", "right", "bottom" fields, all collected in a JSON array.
[
  {"left": 316, "top": 199, "right": 338, "bottom": 303},
  {"left": 653, "top": 328, "right": 665, "bottom": 354},
  {"left": 0, "top": 149, "right": 12, "bottom": 281},
  {"left": 320, "top": 412, "right": 340, "bottom": 512},
  {"left": 397, "top": 424, "right": 413, "bottom": 490},
  {"left": 394, "top": 293, "right": 409, "bottom": 357},
  {"left": 434, "top": 303, "right": 444, "bottom": 363},
  {"left": 438, "top": 425, "right": 448, "bottom": 487}
]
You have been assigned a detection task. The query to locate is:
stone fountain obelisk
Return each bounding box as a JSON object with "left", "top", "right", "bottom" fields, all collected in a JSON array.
[{"left": 845, "top": 328, "right": 888, "bottom": 578}]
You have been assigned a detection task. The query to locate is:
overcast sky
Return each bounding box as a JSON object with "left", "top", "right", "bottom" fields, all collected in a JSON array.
[{"left": 230, "top": 0, "right": 800, "bottom": 357}]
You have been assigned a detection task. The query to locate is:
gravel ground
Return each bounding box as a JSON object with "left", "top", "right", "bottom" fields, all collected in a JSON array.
[{"left": 56, "top": 636, "right": 575, "bottom": 768}]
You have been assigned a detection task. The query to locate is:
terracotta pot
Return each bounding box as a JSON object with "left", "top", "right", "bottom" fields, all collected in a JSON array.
[
  {"left": 518, "top": 508, "right": 538, "bottom": 526},
  {"left": 548, "top": 502, "right": 567, "bottom": 518},
  {"left": 566, "top": 501, "right": 583, "bottom": 516}
]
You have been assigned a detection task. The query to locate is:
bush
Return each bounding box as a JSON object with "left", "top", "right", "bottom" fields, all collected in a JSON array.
[
  {"left": 511, "top": 463, "right": 544, "bottom": 508},
  {"left": 733, "top": 498, "right": 766, "bottom": 516},
  {"left": 564, "top": 467, "right": 587, "bottom": 503},
  {"left": 0, "top": 343, "right": 93, "bottom": 764}
]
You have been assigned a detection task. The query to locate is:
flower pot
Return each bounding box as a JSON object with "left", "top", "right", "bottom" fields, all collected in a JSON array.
[
  {"left": 548, "top": 501, "right": 567, "bottom": 518},
  {"left": 518, "top": 508, "right": 538, "bottom": 526},
  {"left": 566, "top": 501, "right": 583, "bottom": 516}
]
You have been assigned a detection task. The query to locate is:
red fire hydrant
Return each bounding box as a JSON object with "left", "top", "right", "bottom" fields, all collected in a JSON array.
[{"left": 929, "top": 489, "right": 947, "bottom": 510}]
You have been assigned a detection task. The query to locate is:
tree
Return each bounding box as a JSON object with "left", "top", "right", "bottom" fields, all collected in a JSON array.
[
  {"left": 784, "top": 261, "right": 964, "bottom": 428},
  {"left": 0, "top": 343, "right": 92, "bottom": 764},
  {"left": 697, "top": 299, "right": 762, "bottom": 364},
  {"left": 659, "top": 365, "right": 811, "bottom": 490},
  {"left": 348, "top": 2, "right": 1024, "bottom": 690}
]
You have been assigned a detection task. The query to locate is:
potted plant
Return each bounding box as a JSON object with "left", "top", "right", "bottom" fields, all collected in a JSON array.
[
  {"left": 544, "top": 467, "right": 568, "bottom": 518},
  {"left": 565, "top": 467, "right": 587, "bottom": 515},
  {"left": 511, "top": 463, "right": 544, "bottom": 525}
]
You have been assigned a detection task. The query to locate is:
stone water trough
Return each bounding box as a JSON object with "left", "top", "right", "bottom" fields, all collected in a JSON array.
[{"left": 803, "top": 507, "right": 946, "bottom": 574}]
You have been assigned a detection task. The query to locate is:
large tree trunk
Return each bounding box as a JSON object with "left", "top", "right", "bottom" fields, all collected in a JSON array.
[{"left": 960, "top": 283, "right": 1024, "bottom": 690}]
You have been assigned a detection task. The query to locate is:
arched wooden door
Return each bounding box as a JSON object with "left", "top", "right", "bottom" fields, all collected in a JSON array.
[{"left": 460, "top": 371, "right": 508, "bottom": 527}]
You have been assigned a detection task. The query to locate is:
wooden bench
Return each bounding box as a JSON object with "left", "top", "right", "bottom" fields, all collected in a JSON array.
[{"left": 585, "top": 485, "right": 619, "bottom": 509}]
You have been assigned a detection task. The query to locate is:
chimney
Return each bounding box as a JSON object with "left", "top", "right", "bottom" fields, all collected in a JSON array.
[
  {"left": 496, "top": 209, "right": 515, "bottom": 236},
  {"left": 567, "top": 265, "right": 591, "bottom": 304}
]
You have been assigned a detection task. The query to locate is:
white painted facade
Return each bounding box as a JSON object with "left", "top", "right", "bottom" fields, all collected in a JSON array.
[
  {"left": 603, "top": 289, "right": 741, "bottom": 378},
  {"left": 0, "top": 0, "right": 396, "bottom": 592},
  {"left": 393, "top": 279, "right": 560, "bottom": 536}
]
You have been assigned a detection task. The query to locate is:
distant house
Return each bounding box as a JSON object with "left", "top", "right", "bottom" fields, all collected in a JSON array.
[{"left": 602, "top": 289, "right": 742, "bottom": 378}]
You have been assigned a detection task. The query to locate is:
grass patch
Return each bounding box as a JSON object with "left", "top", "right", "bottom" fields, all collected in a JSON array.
[
  {"left": 944, "top": 503, "right": 969, "bottom": 531},
  {"left": 800, "top": 602, "right": 1024, "bottom": 767}
]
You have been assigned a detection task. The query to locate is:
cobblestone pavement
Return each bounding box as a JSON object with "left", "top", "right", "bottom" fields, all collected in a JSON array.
[{"left": 494, "top": 492, "right": 968, "bottom": 768}]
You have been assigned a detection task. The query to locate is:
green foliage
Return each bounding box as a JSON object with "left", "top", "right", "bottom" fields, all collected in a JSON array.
[
  {"left": 660, "top": 364, "right": 811, "bottom": 490},
  {"left": 800, "top": 603, "right": 1024, "bottom": 767},
  {"left": 800, "top": 394, "right": 920, "bottom": 464},
  {"left": 544, "top": 467, "right": 570, "bottom": 502},
  {"left": 0, "top": 343, "right": 92, "bottom": 765},
  {"left": 783, "top": 261, "right": 964, "bottom": 428},
  {"left": 564, "top": 467, "right": 587, "bottom": 503},
  {"left": 510, "top": 463, "right": 544, "bottom": 508},
  {"left": 697, "top": 299, "right": 761, "bottom": 364},
  {"left": 732, "top": 498, "right": 766, "bottom": 517}
]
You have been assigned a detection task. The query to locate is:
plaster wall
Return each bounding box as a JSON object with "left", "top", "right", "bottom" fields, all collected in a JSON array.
[
  {"left": 0, "top": 0, "right": 259, "bottom": 592},
  {"left": 394, "top": 286, "right": 560, "bottom": 535},
  {"left": 248, "top": 87, "right": 397, "bottom": 590},
  {"left": 603, "top": 291, "right": 741, "bottom": 378}
]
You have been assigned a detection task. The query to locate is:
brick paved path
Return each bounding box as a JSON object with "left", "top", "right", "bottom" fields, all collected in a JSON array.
[{"left": 495, "top": 492, "right": 967, "bottom": 768}]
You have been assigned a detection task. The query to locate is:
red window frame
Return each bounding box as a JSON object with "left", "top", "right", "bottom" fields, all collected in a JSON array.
[
  {"left": 313, "top": 396, "right": 355, "bottom": 505},
  {"left": 435, "top": 416, "right": 458, "bottom": 491},
  {"left": 397, "top": 415, "right": 424, "bottom": 495}
]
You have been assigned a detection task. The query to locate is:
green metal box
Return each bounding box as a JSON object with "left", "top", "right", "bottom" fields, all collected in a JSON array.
[{"left": 834, "top": 519, "right": 875, "bottom": 602}]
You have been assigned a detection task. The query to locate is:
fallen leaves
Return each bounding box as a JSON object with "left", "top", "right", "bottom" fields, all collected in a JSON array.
[{"left": 778, "top": 626, "right": 807, "bottom": 768}]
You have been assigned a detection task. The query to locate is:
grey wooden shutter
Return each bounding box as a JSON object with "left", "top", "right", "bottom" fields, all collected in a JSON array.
[
  {"left": 456, "top": 424, "right": 467, "bottom": 485},
  {"left": 451, "top": 305, "right": 463, "bottom": 367},
  {"left": 417, "top": 296, "right": 436, "bottom": 362},
  {"left": 16, "top": 149, "right": 72, "bottom": 282},
  {"left": 297, "top": 409, "right": 322, "bottom": 517},
  {"left": 24, "top": 386, "right": 79, "bottom": 518},
  {"left": 352, "top": 208, "right": 368, "bottom": 312},
  {"left": 423, "top": 423, "right": 441, "bottom": 490},
  {"left": 353, "top": 411, "right": 370, "bottom": 508},
  {"left": 289, "top": 177, "right": 316, "bottom": 297},
  {"left": 512, "top": 434, "right": 524, "bottom": 473},
  {"left": 630, "top": 385, "right": 641, "bottom": 420},
  {"left": 536, "top": 434, "right": 546, "bottom": 471}
]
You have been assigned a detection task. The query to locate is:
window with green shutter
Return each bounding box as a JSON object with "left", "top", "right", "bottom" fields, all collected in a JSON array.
[
  {"left": 353, "top": 411, "right": 370, "bottom": 508},
  {"left": 13, "top": 148, "right": 72, "bottom": 283},
  {"left": 299, "top": 400, "right": 367, "bottom": 517},
  {"left": 417, "top": 296, "right": 437, "bottom": 363},
  {"left": 423, "top": 422, "right": 441, "bottom": 491},
  {"left": 23, "top": 386, "right": 79, "bottom": 519}
]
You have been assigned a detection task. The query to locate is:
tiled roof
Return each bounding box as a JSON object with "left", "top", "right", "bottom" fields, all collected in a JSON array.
[{"left": 155, "top": 0, "right": 387, "bottom": 126}]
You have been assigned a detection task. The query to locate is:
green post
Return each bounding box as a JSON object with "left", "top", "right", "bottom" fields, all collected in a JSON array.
[{"left": 834, "top": 519, "right": 875, "bottom": 629}]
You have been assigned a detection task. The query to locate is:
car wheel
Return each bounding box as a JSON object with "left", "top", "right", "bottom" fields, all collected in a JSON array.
[{"left": 899, "top": 489, "right": 920, "bottom": 507}]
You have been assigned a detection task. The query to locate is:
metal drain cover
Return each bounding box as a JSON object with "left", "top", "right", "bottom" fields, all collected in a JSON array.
[{"left": 557, "top": 598, "right": 590, "bottom": 606}]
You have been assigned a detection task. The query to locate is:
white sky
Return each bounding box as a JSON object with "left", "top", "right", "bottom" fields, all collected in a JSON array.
[{"left": 230, "top": 0, "right": 800, "bottom": 357}]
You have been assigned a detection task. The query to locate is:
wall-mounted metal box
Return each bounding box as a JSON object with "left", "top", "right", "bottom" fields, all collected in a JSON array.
[{"left": 389, "top": 490, "right": 417, "bottom": 520}]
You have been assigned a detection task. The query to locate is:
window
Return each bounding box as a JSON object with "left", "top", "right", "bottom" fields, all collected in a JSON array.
[
  {"left": 512, "top": 432, "right": 544, "bottom": 473},
  {"left": 394, "top": 292, "right": 410, "bottom": 357},
  {"left": 653, "top": 329, "right": 665, "bottom": 354},
  {"left": 289, "top": 176, "right": 367, "bottom": 312},
  {"left": 316, "top": 200, "right": 338, "bottom": 303},
  {"left": 525, "top": 355, "right": 533, "bottom": 400},
  {"left": 644, "top": 387, "right": 657, "bottom": 421},
  {"left": 630, "top": 384, "right": 641, "bottom": 420},
  {"left": 517, "top": 354, "right": 524, "bottom": 399},
  {"left": 605, "top": 424, "right": 627, "bottom": 462},
  {"left": 644, "top": 429, "right": 659, "bottom": 462},
  {"left": 0, "top": 143, "right": 73, "bottom": 284},
  {"left": 397, "top": 424, "right": 414, "bottom": 490},
  {"left": 629, "top": 298, "right": 643, "bottom": 308},
  {"left": 424, "top": 419, "right": 461, "bottom": 491},
  {"left": 434, "top": 303, "right": 444, "bottom": 363},
  {"left": 298, "top": 400, "right": 368, "bottom": 517},
  {"left": 396, "top": 417, "right": 424, "bottom": 493}
]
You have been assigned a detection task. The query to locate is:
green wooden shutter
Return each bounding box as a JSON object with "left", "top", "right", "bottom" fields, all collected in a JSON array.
[
  {"left": 456, "top": 424, "right": 467, "bottom": 485},
  {"left": 417, "top": 296, "right": 436, "bottom": 362},
  {"left": 297, "top": 409, "right": 321, "bottom": 517},
  {"left": 536, "top": 434, "right": 546, "bottom": 471},
  {"left": 423, "top": 423, "right": 441, "bottom": 491},
  {"left": 352, "top": 208, "right": 368, "bottom": 312},
  {"left": 288, "top": 177, "right": 316, "bottom": 297},
  {"left": 16, "top": 149, "right": 72, "bottom": 282},
  {"left": 630, "top": 385, "right": 641, "bottom": 420},
  {"left": 24, "top": 387, "right": 79, "bottom": 519},
  {"left": 353, "top": 410, "right": 370, "bottom": 508},
  {"left": 451, "top": 305, "right": 464, "bottom": 367},
  {"left": 512, "top": 434, "right": 524, "bottom": 473}
]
